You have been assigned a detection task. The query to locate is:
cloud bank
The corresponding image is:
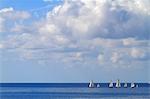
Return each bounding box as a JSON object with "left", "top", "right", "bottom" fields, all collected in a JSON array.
[{"left": 0, "top": 0, "right": 149, "bottom": 69}]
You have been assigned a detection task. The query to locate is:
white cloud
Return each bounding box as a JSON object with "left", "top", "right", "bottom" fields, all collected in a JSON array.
[
  {"left": 55, "top": 35, "right": 69, "bottom": 45},
  {"left": 97, "top": 53, "right": 104, "bottom": 64},
  {"left": 11, "top": 25, "right": 24, "bottom": 33},
  {"left": 0, "top": 7, "right": 30, "bottom": 20},
  {"left": 0, "top": 7, "right": 13, "bottom": 32},
  {"left": 46, "top": 0, "right": 105, "bottom": 38},
  {"left": 0, "top": 7, "right": 30, "bottom": 32},
  {"left": 1, "top": 0, "right": 149, "bottom": 69},
  {"left": 45, "top": 0, "right": 149, "bottom": 40},
  {"left": 130, "top": 0, "right": 150, "bottom": 15},
  {"left": 130, "top": 48, "right": 145, "bottom": 59},
  {"left": 0, "top": 7, "right": 13, "bottom": 13},
  {"left": 39, "top": 23, "right": 59, "bottom": 35},
  {"left": 122, "top": 38, "right": 136, "bottom": 46},
  {"left": 110, "top": 52, "right": 121, "bottom": 63},
  {"left": 111, "top": 0, "right": 150, "bottom": 15},
  {"left": 73, "top": 52, "right": 83, "bottom": 61},
  {"left": 122, "top": 38, "right": 149, "bottom": 47},
  {"left": 92, "top": 38, "right": 123, "bottom": 48}
]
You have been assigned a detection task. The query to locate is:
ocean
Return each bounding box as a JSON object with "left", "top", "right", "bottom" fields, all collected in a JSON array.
[{"left": 0, "top": 83, "right": 150, "bottom": 99}]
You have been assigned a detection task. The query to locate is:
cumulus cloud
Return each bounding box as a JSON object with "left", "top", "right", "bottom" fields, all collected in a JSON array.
[
  {"left": 0, "top": 7, "right": 30, "bottom": 20},
  {"left": 130, "top": 48, "right": 146, "bottom": 59},
  {"left": 0, "top": 7, "right": 30, "bottom": 32},
  {"left": 0, "top": 7, "right": 13, "bottom": 32},
  {"left": 0, "top": 7, "right": 13, "bottom": 13},
  {"left": 1, "top": 0, "right": 149, "bottom": 69},
  {"left": 45, "top": 0, "right": 150, "bottom": 40},
  {"left": 110, "top": 52, "right": 121, "bottom": 63}
]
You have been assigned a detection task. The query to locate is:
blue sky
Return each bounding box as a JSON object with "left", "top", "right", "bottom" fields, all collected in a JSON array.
[
  {"left": 0, "top": 0, "right": 62, "bottom": 10},
  {"left": 0, "top": 0, "right": 150, "bottom": 83}
]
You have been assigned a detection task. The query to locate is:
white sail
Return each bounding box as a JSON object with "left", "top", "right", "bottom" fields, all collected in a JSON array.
[
  {"left": 131, "top": 83, "right": 135, "bottom": 88},
  {"left": 97, "top": 84, "right": 100, "bottom": 88},
  {"left": 116, "top": 80, "right": 121, "bottom": 88},
  {"left": 124, "top": 83, "right": 127, "bottom": 88},
  {"left": 88, "top": 80, "right": 94, "bottom": 88},
  {"left": 109, "top": 80, "right": 113, "bottom": 88}
]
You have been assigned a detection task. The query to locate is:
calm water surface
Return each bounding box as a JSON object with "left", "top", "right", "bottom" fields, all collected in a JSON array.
[{"left": 0, "top": 83, "right": 150, "bottom": 99}]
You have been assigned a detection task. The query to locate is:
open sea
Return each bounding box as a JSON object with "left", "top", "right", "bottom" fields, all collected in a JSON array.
[{"left": 0, "top": 83, "right": 150, "bottom": 99}]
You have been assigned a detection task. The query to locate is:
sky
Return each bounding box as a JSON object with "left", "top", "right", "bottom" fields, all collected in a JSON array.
[{"left": 0, "top": 0, "right": 150, "bottom": 83}]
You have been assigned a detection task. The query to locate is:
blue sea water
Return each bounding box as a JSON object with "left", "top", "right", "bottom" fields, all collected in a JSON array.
[{"left": 0, "top": 83, "right": 150, "bottom": 99}]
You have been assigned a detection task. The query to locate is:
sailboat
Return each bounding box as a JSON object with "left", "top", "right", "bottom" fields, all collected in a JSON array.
[
  {"left": 97, "top": 84, "right": 100, "bottom": 88},
  {"left": 115, "top": 79, "right": 121, "bottom": 88},
  {"left": 88, "top": 80, "right": 94, "bottom": 88},
  {"left": 131, "top": 83, "right": 135, "bottom": 88},
  {"left": 124, "top": 83, "right": 128, "bottom": 88},
  {"left": 109, "top": 80, "right": 113, "bottom": 88}
]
